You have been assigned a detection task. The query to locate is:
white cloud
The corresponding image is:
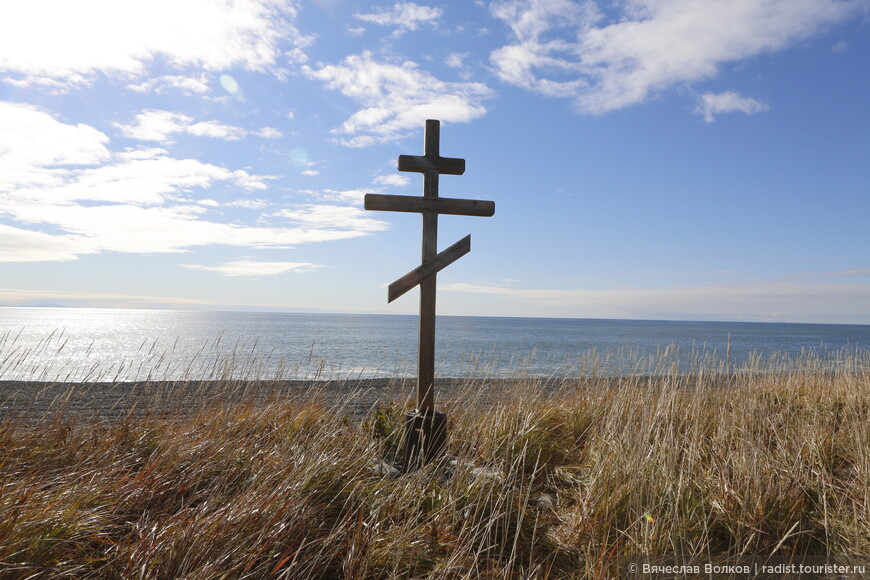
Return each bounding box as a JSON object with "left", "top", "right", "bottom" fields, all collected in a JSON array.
[
  {"left": 353, "top": 2, "right": 442, "bottom": 35},
  {"left": 490, "top": 0, "right": 862, "bottom": 115},
  {"left": 115, "top": 147, "right": 171, "bottom": 161},
  {"left": 7, "top": 203, "right": 371, "bottom": 256},
  {"left": 374, "top": 174, "right": 411, "bottom": 187},
  {"left": 8, "top": 156, "right": 269, "bottom": 207},
  {"left": 298, "top": 188, "right": 369, "bottom": 204},
  {"left": 275, "top": 205, "right": 390, "bottom": 232},
  {"left": 0, "top": 103, "right": 382, "bottom": 262},
  {"left": 114, "top": 110, "right": 190, "bottom": 142},
  {"left": 0, "top": 102, "right": 110, "bottom": 182},
  {"left": 445, "top": 52, "right": 470, "bottom": 69},
  {"left": 127, "top": 74, "right": 211, "bottom": 94},
  {"left": 115, "top": 110, "right": 253, "bottom": 143},
  {"left": 0, "top": 223, "right": 92, "bottom": 262},
  {"left": 1, "top": 106, "right": 271, "bottom": 205},
  {"left": 254, "top": 127, "right": 283, "bottom": 139},
  {"left": 227, "top": 199, "right": 269, "bottom": 209},
  {"left": 301, "top": 170, "right": 321, "bottom": 176},
  {"left": 187, "top": 120, "right": 247, "bottom": 141},
  {"left": 181, "top": 259, "right": 321, "bottom": 276},
  {"left": 0, "top": 0, "right": 312, "bottom": 88},
  {"left": 304, "top": 51, "right": 493, "bottom": 146},
  {"left": 695, "top": 91, "right": 769, "bottom": 122}
]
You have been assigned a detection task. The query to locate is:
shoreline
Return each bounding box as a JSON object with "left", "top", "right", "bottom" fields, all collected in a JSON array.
[
  {"left": 0, "top": 366, "right": 854, "bottom": 421},
  {"left": 0, "top": 377, "right": 553, "bottom": 421}
]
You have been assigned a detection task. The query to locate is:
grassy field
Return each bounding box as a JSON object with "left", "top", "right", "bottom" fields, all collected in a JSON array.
[{"left": 0, "top": 350, "right": 868, "bottom": 578}]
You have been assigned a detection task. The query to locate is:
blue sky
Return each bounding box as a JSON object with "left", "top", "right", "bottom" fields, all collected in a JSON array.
[{"left": 1, "top": 0, "right": 868, "bottom": 323}]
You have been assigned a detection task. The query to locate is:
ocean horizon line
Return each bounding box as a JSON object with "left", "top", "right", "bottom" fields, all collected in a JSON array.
[{"left": 3, "top": 304, "right": 869, "bottom": 329}]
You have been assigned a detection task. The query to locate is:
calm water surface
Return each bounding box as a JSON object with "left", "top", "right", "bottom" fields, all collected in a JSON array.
[{"left": 1, "top": 308, "right": 868, "bottom": 381}]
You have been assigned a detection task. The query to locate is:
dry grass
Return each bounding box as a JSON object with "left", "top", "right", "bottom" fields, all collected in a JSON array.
[{"left": 0, "top": 348, "right": 868, "bottom": 578}]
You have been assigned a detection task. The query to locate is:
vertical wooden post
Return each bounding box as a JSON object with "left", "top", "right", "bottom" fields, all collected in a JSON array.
[{"left": 418, "top": 120, "right": 439, "bottom": 412}]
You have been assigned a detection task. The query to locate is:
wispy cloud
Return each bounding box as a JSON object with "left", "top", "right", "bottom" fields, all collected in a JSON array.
[
  {"left": 490, "top": 0, "right": 861, "bottom": 116},
  {"left": 274, "top": 205, "right": 390, "bottom": 232},
  {"left": 181, "top": 260, "right": 321, "bottom": 277},
  {"left": 298, "top": 188, "right": 370, "bottom": 204},
  {"left": 186, "top": 120, "right": 249, "bottom": 141},
  {"left": 695, "top": 91, "right": 769, "bottom": 122},
  {"left": 0, "top": 223, "right": 92, "bottom": 262},
  {"left": 226, "top": 199, "right": 270, "bottom": 209},
  {"left": 304, "top": 51, "right": 493, "bottom": 146},
  {"left": 788, "top": 268, "right": 870, "bottom": 280},
  {"left": 373, "top": 174, "right": 411, "bottom": 187},
  {"left": 827, "top": 268, "right": 870, "bottom": 278},
  {"left": 0, "top": 0, "right": 312, "bottom": 89},
  {"left": 253, "top": 127, "right": 283, "bottom": 139},
  {"left": 127, "top": 74, "right": 212, "bottom": 95},
  {"left": 441, "top": 280, "right": 870, "bottom": 323},
  {"left": 115, "top": 109, "right": 275, "bottom": 143},
  {"left": 0, "top": 287, "right": 219, "bottom": 308},
  {"left": 353, "top": 2, "right": 442, "bottom": 35}
]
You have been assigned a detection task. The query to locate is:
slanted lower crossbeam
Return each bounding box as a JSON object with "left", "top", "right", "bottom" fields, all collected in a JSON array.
[{"left": 387, "top": 235, "right": 471, "bottom": 303}]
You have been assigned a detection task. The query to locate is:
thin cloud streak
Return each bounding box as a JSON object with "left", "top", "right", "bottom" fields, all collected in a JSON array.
[
  {"left": 0, "top": 287, "right": 220, "bottom": 308},
  {"left": 442, "top": 281, "right": 870, "bottom": 323},
  {"left": 181, "top": 260, "right": 322, "bottom": 277}
]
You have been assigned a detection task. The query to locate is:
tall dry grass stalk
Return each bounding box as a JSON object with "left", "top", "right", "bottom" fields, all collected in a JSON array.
[{"left": 0, "top": 348, "right": 867, "bottom": 578}]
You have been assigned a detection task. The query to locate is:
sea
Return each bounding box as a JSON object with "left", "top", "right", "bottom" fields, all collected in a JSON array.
[{"left": 1, "top": 307, "right": 869, "bottom": 382}]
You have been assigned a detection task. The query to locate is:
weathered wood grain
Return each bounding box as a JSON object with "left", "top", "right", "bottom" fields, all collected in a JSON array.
[
  {"left": 364, "top": 194, "right": 495, "bottom": 217},
  {"left": 417, "top": 121, "right": 440, "bottom": 412},
  {"left": 398, "top": 154, "right": 465, "bottom": 175}
]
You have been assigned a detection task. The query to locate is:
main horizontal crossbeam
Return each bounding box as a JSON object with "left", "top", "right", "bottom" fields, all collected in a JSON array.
[
  {"left": 388, "top": 235, "right": 471, "bottom": 303},
  {"left": 364, "top": 194, "right": 495, "bottom": 217}
]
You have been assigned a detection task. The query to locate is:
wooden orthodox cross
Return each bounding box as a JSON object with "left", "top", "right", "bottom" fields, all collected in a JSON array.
[{"left": 365, "top": 119, "right": 494, "bottom": 466}]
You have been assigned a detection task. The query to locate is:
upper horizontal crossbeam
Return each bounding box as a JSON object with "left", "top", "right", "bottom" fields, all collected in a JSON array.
[{"left": 398, "top": 155, "right": 465, "bottom": 176}]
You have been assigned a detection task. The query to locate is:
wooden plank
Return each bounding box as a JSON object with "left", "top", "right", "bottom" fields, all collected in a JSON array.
[
  {"left": 418, "top": 272, "right": 436, "bottom": 412},
  {"left": 398, "top": 154, "right": 465, "bottom": 176},
  {"left": 389, "top": 235, "right": 471, "bottom": 302},
  {"left": 365, "top": 194, "right": 495, "bottom": 217},
  {"left": 425, "top": 119, "right": 440, "bottom": 159},
  {"left": 418, "top": 187, "right": 439, "bottom": 412}
]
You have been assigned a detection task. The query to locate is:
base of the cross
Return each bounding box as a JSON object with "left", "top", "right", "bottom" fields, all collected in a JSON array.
[{"left": 401, "top": 409, "right": 447, "bottom": 470}]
